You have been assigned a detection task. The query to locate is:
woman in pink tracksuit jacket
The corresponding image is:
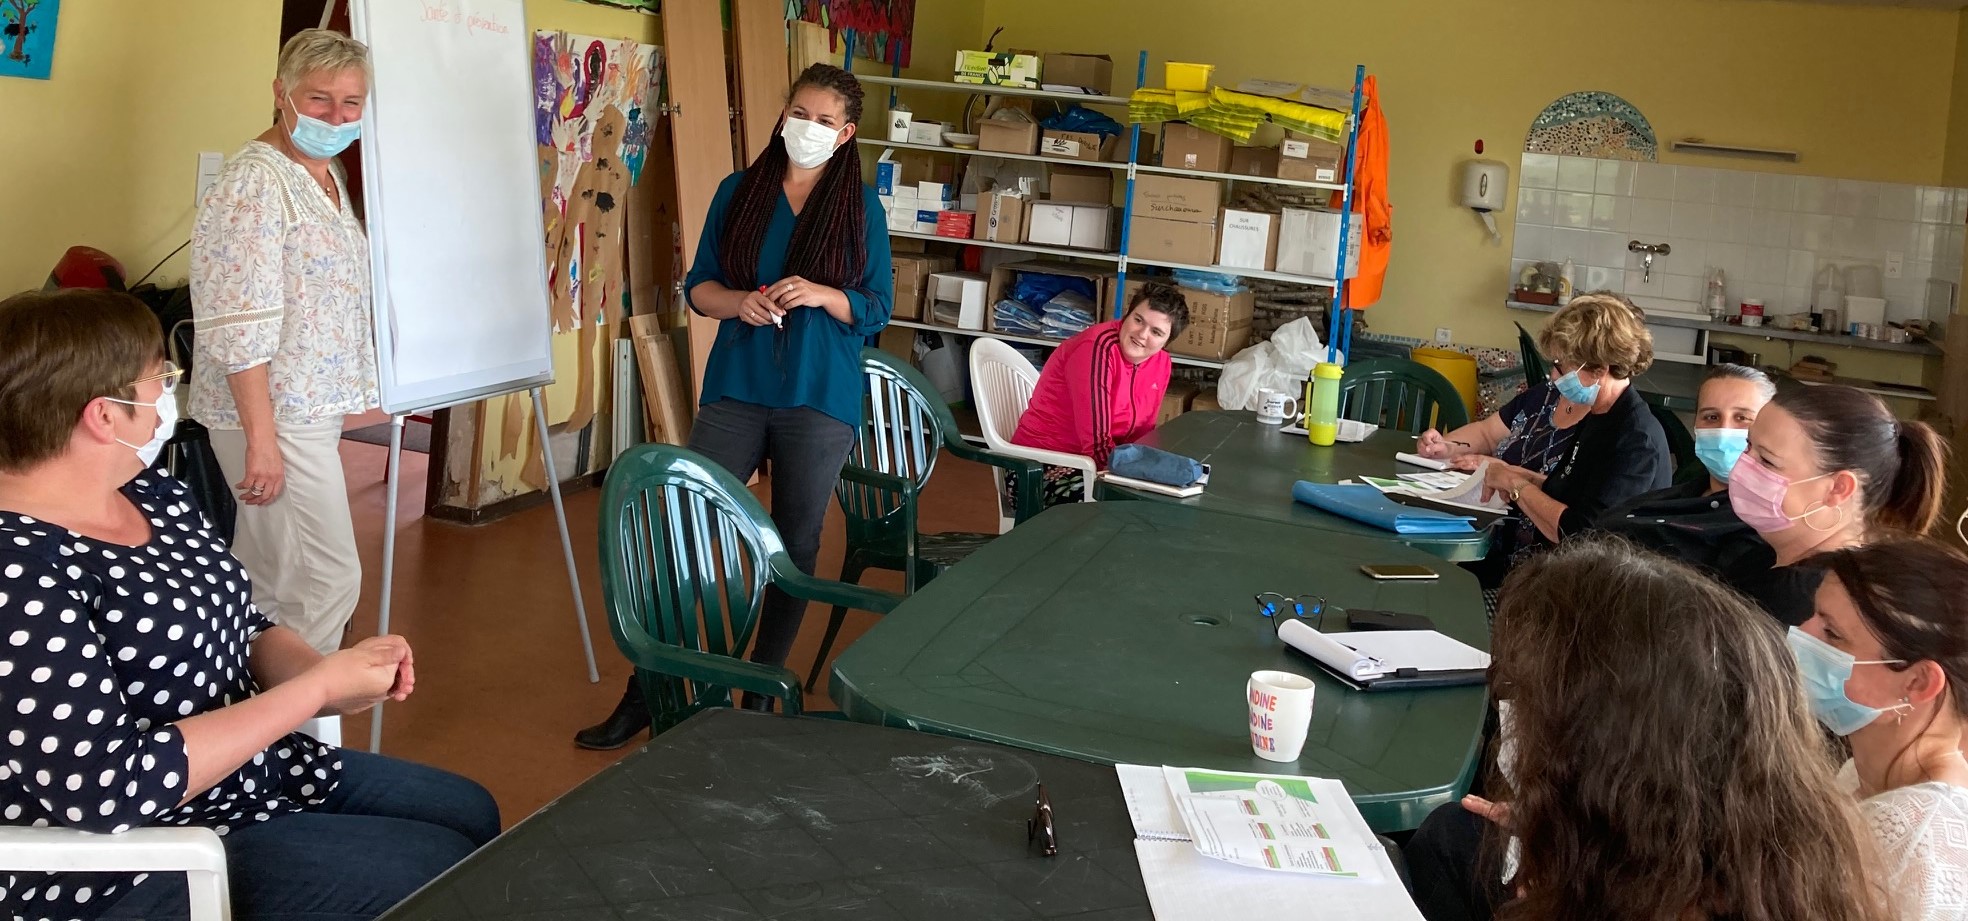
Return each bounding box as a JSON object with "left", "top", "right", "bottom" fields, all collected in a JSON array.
[{"left": 1009, "top": 282, "right": 1189, "bottom": 508}]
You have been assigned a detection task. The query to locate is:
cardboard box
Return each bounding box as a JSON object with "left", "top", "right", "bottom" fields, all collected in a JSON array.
[
  {"left": 986, "top": 260, "right": 1116, "bottom": 332},
  {"left": 1229, "top": 146, "right": 1281, "bottom": 179},
  {"left": 1047, "top": 164, "right": 1113, "bottom": 205},
  {"left": 1132, "top": 174, "right": 1222, "bottom": 224},
  {"left": 977, "top": 118, "right": 1039, "bottom": 155},
  {"left": 1161, "top": 380, "right": 1202, "bottom": 425},
  {"left": 973, "top": 191, "right": 1029, "bottom": 243},
  {"left": 1040, "top": 52, "right": 1113, "bottom": 94},
  {"left": 1217, "top": 208, "right": 1280, "bottom": 271},
  {"left": 1026, "top": 202, "right": 1113, "bottom": 251},
  {"left": 1126, "top": 215, "right": 1217, "bottom": 266},
  {"left": 1278, "top": 207, "right": 1361, "bottom": 279},
  {"left": 890, "top": 253, "right": 956, "bottom": 321},
  {"left": 1280, "top": 132, "right": 1344, "bottom": 184},
  {"left": 1191, "top": 388, "right": 1221, "bottom": 412},
  {"left": 1160, "top": 123, "right": 1233, "bottom": 173},
  {"left": 1123, "top": 280, "right": 1255, "bottom": 360},
  {"left": 955, "top": 49, "right": 1042, "bottom": 88},
  {"left": 1040, "top": 129, "right": 1115, "bottom": 162},
  {"left": 929, "top": 270, "right": 990, "bottom": 329},
  {"left": 907, "top": 120, "right": 946, "bottom": 147}
]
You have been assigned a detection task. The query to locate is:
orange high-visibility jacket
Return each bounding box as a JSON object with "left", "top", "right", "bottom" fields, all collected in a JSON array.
[{"left": 1339, "top": 76, "right": 1390, "bottom": 308}]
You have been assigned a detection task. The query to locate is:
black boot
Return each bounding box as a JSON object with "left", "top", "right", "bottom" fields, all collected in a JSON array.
[{"left": 573, "top": 678, "right": 650, "bottom": 750}]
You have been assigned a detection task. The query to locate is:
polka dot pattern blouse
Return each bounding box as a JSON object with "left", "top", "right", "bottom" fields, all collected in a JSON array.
[{"left": 0, "top": 472, "right": 341, "bottom": 921}]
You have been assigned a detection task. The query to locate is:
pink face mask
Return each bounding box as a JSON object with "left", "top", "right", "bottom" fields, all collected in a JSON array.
[{"left": 1728, "top": 453, "right": 1832, "bottom": 533}]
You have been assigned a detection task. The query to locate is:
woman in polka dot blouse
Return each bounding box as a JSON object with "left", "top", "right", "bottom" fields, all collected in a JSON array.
[{"left": 0, "top": 289, "right": 499, "bottom": 921}]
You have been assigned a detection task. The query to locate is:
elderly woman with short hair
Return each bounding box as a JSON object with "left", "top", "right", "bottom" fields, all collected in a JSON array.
[
  {"left": 189, "top": 28, "right": 377, "bottom": 656},
  {"left": 0, "top": 288, "right": 497, "bottom": 921},
  {"left": 1415, "top": 292, "right": 1671, "bottom": 595}
]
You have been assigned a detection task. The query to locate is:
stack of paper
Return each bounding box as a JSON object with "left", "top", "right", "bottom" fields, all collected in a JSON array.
[
  {"left": 1356, "top": 460, "right": 1510, "bottom": 525},
  {"left": 1118, "top": 765, "right": 1423, "bottom": 921}
]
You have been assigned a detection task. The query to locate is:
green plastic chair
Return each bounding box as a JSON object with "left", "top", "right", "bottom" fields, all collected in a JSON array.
[
  {"left": 1650, "top": 402, "right": 1704, "bottom": 486},
  {"left": 1338, "top": 358, "right": 1471, "bottom": 434},
  {"left": 598, "top": 443, "right": 902, "bottom": 731},
  {"left": 804, "top": 348, "right": 1045, "bottom": 692},
  {"left": 1516, "top": 322, "right": 1546, "bottom": 382}
]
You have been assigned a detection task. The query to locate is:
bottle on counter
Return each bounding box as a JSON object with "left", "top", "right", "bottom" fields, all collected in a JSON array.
[
  {"left": 1559, "top": 258, "right": 1576, "bottom": 304},
  {"left": 1706, "top": 268, "right": 1727, "bottom": 320}
]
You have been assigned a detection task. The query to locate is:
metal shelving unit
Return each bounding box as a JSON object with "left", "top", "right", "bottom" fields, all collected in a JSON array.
[
  {"left": 865, "top": 58, "right": 1368, "bottom": 364},
  {"left": 887, "top": 318, "right": 1229, "bottom": 369}
]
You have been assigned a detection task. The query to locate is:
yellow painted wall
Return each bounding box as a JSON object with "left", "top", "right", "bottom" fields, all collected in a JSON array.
[
  {"left": 960, "top": 0, "right": 1962, "bottom": 352},
  {"left": 0, "top": 0, "right": 279, "bottom": 292},
  {"left": 1947, "top": 11, "right": 1968, "bottom": 188}
]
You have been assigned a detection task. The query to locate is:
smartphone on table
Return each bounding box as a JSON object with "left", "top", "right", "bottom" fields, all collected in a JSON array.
[{"left": 1359, "top": 563, "right": 1440, "bottom": 581}]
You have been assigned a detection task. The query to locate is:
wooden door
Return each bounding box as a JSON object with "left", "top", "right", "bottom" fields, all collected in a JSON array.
[
  {"left": 731, "top": 0, "right": 790, "bottom": 165},
  {"left": 661, "top": 0, "right": 738, "bottom": 399}
]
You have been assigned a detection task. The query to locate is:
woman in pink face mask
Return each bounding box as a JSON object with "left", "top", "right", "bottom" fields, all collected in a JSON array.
[{"left": 1721, "top": 384, "right": 1950, "bottom": 625}]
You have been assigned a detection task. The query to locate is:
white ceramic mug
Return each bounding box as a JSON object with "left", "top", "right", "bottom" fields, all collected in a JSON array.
[
  {"left": 1254, "top": 388, "right": 1300, "bottom": 425},
  {"left": 1248, "top": 670, "right": 1315, "bottom": 762}
]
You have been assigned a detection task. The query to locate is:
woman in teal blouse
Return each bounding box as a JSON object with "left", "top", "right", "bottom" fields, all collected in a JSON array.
[{"left": 576, "top": 63, "right": 891, "bottom": 748}]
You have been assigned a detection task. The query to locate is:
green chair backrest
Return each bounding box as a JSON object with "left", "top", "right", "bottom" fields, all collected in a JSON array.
[
  {"left": 599, "top": 443, "right": 788, "bottom": 732},
  {"left": 834, "top": 349, "right": 959, "bottom": 541},
  {"left": 1650, "top": 403, "right": 1704, "bottom": 485},
  {"left": 1515, "top": 322, "right": 1546, "bottom": 382},
  {"left": 1338, "top": 358, "right": 1472, "bottom": 434}
]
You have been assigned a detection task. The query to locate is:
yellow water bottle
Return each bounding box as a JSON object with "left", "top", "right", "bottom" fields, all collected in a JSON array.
[{"left": 1305, "top": 362, "right": 1344, "bottom": 446}]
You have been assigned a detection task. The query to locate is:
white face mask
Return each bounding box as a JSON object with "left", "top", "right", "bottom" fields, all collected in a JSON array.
[
  {"left": 780, "top": 116, "right": 842, "bottom": 169},
  {"left": 104, "top": 388, "right": 179, "bottom": 468}
]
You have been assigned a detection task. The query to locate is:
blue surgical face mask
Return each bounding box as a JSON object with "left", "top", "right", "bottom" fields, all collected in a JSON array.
[
  {"left": 1786, "top": 626, "right": 1909, "bottom": 736},
  {"left": 286, "top": 92, "right": 361, "bottom": 159},
  {"left": 1553, "top": 367, "right": 1601, "bottom": 406},
  {"left": 1693, "top": 427, "right": 1749, "bottom": 483}
]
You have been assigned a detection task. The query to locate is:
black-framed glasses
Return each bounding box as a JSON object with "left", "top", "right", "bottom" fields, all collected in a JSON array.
[
  {"left": 1255, "top": 592, "right": 1328, "bottom": 634},
  {"left": 1026, "top": 783, "right": 1056, "bottom": 857}
]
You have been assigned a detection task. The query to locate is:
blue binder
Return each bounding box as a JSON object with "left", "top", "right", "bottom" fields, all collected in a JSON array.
[{"left": 1290, "top": 482, "right": 1478, "bottom": 535}]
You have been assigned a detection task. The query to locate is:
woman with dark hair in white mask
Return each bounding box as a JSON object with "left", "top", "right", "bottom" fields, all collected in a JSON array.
[{"left": 0, "top": 289, "right": 497, "bottom": 921}]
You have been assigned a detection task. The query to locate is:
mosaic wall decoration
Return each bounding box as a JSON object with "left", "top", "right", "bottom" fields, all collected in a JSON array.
[{"left": 1525, "top": 91, "right": 1657, "bottom": 162}]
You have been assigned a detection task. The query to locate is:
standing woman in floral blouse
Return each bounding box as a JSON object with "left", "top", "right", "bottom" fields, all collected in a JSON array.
[{"left": 189, "top": 29, "right": 377, "bottom": 656}]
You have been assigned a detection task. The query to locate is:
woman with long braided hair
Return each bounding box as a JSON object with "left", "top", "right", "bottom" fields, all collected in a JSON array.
[{"left": 575, "top": 64, "right": 891, "bottom": 748}]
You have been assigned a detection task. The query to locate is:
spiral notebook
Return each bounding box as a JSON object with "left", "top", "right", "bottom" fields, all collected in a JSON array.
[{"left": 1115, "top": 765, "right": 1423, "bottom": 921}]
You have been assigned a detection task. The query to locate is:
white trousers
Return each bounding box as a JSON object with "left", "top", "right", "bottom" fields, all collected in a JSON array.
[{"left": 209, "top": 420, "right": 361, "bottom": 655}]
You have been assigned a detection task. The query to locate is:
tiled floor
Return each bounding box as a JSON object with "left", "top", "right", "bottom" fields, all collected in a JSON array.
[{"left": 332, "top": 413, "right": 1003, "bottom": 825}]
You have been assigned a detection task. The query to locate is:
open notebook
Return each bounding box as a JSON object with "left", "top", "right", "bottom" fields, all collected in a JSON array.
[{"left": 1117, "top": 765, "right": 1423, "bottom": 921}]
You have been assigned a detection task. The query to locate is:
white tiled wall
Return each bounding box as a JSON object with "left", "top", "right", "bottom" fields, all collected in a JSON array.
[{"left": 1512, "top": 155, "right": 1967, "bottom": 324}]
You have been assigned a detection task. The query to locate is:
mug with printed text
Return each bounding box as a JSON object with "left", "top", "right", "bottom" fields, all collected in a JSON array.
[
  {"left": 1255, "top": 388, "right": 1300, "bottom": 425},
  {"left": 1248, "top": 670, "right": 1315, "bottom": 762}
]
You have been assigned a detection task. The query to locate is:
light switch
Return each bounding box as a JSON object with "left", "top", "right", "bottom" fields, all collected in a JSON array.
[
  {"left": 1885, "top": 252, "right": 1904, "bottom": 279},
  {"left": 195, "top": 151, "right": 224, "bottom": 205}
]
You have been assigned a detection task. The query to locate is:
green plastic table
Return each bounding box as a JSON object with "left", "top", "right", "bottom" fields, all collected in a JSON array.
[
  {"left": 829, "top": 501, "right": 1491, "bottom": 833},
  {"left": 1099, "top": 411, "right": 1491, "bottom": 562}
]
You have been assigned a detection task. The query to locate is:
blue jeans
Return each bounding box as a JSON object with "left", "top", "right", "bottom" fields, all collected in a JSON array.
[{"left": 98, "top": 750, "right": 499, "bottom": 921}]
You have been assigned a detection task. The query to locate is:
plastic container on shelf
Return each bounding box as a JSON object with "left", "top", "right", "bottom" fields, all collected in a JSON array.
[
  {"left": 1304, "top": 361, "right": 1345, "bottom": 446},
  {"left": 1164, "top": 61, "right": 1215, "bottom": 92}
]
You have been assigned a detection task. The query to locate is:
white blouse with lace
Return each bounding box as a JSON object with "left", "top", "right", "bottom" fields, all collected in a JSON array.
[
  {"left": 1839, "top": 760, "right": 1968, "bottom": 919},
  {"left": 187, "top": 140, "right": 377, "bottom": 429}
]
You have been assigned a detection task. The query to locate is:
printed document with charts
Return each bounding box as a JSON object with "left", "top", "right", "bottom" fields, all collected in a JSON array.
[{"left": 1117, "top": 765, "right": 1423, "bottom": 920}]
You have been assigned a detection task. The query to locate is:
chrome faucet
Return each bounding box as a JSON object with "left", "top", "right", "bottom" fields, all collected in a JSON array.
[{"left": 1628, "top": 241, "right": 1671, "bottom": 282}]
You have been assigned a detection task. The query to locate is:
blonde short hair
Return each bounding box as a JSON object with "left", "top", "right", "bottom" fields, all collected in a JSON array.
[
  {"left": 1537, "top": 291, "right": 1654, "bottom": 379},
  {"left": 277, "top": 28, "right": 371, "bottom": 90}
]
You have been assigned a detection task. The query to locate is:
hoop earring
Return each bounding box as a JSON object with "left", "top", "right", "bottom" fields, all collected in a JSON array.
[
  {"left": 1801, "top": 502, "right": 1845, "bottom": 533},
  {"left": 1898, "top": 696, "right": 1911, "bottom": 725}
]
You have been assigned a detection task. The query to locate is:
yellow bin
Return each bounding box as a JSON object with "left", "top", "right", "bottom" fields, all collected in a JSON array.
[
  {"left": 1165, "top": 62, "right": 1215, "bottom": 92},
  {"left": 1409, "top": 347, "right": 1479, "bottom": 419}
]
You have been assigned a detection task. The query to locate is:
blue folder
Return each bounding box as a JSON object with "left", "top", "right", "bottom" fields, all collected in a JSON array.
[{"left": 1290, "top": 482, "right": 1479, "bottom": 535}]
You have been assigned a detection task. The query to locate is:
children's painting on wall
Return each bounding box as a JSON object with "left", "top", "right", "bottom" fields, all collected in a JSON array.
[
  {"left": 786, "top": 0, "right": 915, "bottom": 67},
  {"left": 1, "top": 0, "right": 59, "bottom": 80},
  {"left": 532, "top": 30, "right": 663, "bottom": 333}
]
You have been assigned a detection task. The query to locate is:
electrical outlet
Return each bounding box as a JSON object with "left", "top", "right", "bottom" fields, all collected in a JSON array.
[
  {"left": 1435, "top": 327, "right": 1452, "bottom": 345},
  {"left": 1885, "top": 252, "right": 1904, "bottom": 279}
]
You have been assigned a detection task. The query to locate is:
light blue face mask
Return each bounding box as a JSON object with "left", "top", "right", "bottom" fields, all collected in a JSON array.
[
  {"left": 1786, "top": 626, "right": 1909, "bottom": 736},
  {"left": 1693, "top": 428, "right": 1750, "bottom": 483},
  {"left": 286, "top": 92, "right": 361, "bottom": 159},
  {"left": 1552, "top": 367, "right": 1601, "bottom": 406}
]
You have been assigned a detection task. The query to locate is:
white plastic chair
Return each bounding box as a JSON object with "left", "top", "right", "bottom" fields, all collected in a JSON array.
[
  {"left": 968, "top": 339, "right": 1097, "bottom": 532},
  {"left": 0, "top": 716, "right": 342, "bottom": 921}
]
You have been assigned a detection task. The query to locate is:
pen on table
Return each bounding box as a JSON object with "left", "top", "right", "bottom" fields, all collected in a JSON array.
[{"left": 758, "top": 286, "right": 783, "bottom": 327}]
